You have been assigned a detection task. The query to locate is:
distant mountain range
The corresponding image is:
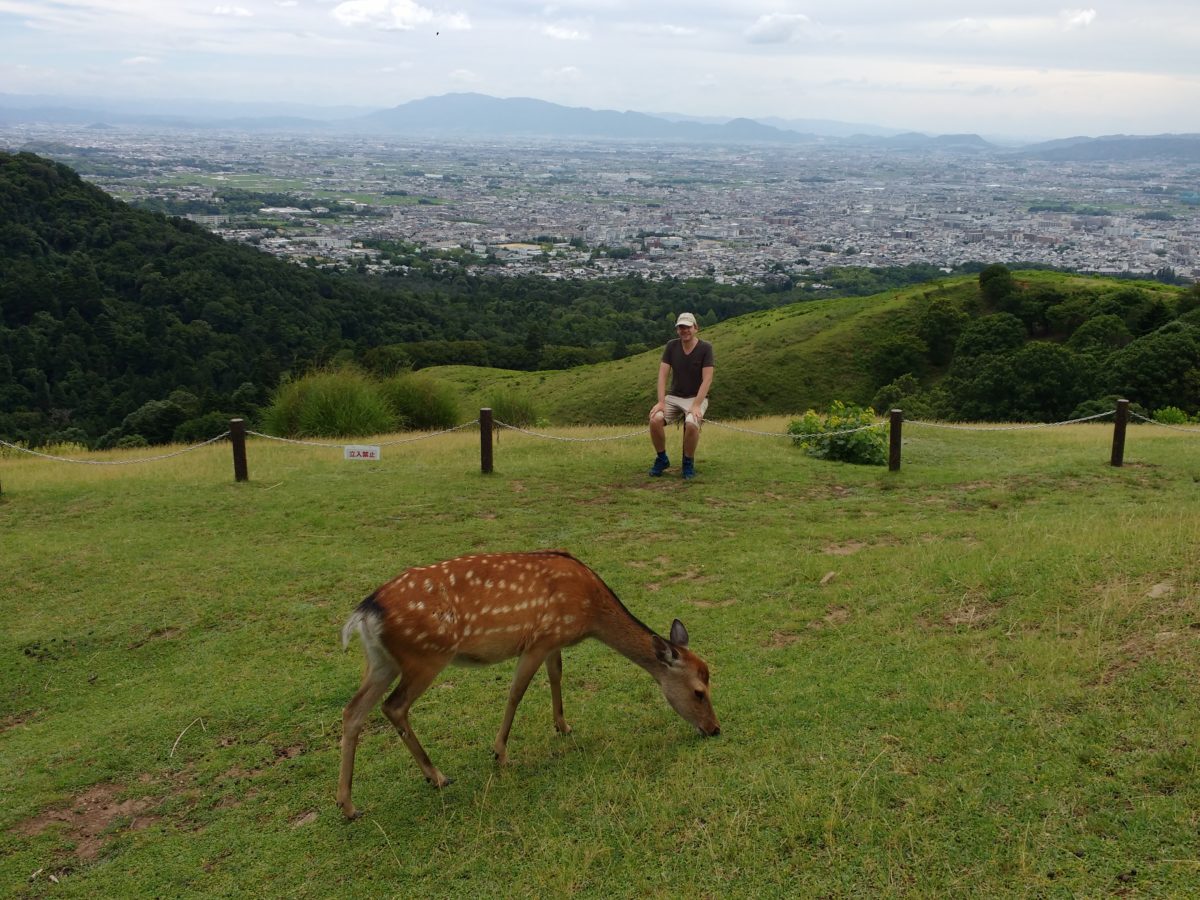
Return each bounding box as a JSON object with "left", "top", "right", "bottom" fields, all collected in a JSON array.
[{"left": 3, "top": 91, "right": 1200, "bottom": 160}]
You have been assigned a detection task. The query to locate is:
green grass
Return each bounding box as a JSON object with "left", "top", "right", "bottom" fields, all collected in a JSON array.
[
  {"left": 429, "top": 271, "right": 1187, "bottom": 427},
  {"left": 2, "top": 420, "right": 1199, "bottom": 897},
  {"left": 430, "top": 278, "right": 938, "bottom": 424}
]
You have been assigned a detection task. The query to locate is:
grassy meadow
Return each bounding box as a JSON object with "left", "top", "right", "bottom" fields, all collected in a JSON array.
[{"left": 2, "top": 418, "right": 1199, "bottom": 897}]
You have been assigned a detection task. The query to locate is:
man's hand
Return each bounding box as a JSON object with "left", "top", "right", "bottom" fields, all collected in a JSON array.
[
  {"left": 649, "top": 402, "right": 665, "bottom": 422},
  {"left": 690, "top": 404, "right": 705, "bottom": 423}
]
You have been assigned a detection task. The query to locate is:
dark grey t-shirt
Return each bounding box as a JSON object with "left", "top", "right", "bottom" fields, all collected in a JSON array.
[{"left": 661, "top": 338, "right": 714, "bottom": 398}]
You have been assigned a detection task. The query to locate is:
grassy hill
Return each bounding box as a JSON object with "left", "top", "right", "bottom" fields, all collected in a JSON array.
[
  {"left": 427, "top": 271, "right": 1194, "bottom": 425},
  {"left": 2, "top": 419, "right": 1198, "bottom": 895}
]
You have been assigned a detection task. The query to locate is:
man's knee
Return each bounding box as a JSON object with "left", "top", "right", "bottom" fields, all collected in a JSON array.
[
  {"left": 650, "top": 410, "right": 666, "bottom": 426},
  {"left": 684, "top": 414, "right": 701, "bottom": 431}
]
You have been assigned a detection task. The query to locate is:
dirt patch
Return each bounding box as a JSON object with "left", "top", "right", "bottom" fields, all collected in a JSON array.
[
  {"left": 823, "top": 540, "right": 866, "bottom": 556},
  {"left": 1, "top": 709, "right": 40, "bottom": 732},
  {"left": 766, "top": 631, "right": 803, "bottom": 648},
  {"left": 220, "top": 743, "right": 307, "bottom": 782},
  {"left": 819, "top": 571, "right": 838, "bottom": 586},
  {"left": 126, "top": 626, "right": 181, "bottom": 650},
  {"left": 509, "top": 481, "right": 526, "bottom": 493},
  {"left": 686, "top": 598, "right": 737, "bottom": 609},
  {"left": 1097, "top": 635, "right": 1151, "bottom": 685},
  {"left": 666, "top": 566, "right": 715, "bottom": 586},
  {"left": 15, "top": 783, "right": 159, "bottom": 860},
  {"left": 942, "top": 605, "right": 993, "bottom": 628},
  {"left": 291, "top": 810, "right": 319, "bottom": 828},
  {"left": 808, "top": 606, "right": 850, "bottom": 629},
  {"left": 1146, "top": 582, "right": 1174, "bottom": 599}
]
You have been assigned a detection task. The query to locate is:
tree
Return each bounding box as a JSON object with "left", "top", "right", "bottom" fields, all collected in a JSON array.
[
  {"left": 918, "top": 296, "right": 968, "bottom": 366},
  {"left": 978, "top": 263, "right": 1015, "bottom": 308},
  {"left": 1105, "top": 326, "right": 1200, "bottom": 413},
  {"left": 953, "top": 313, "right": 1026, "bottom": 360},
  {"left": 1066, "top": 314, "right": 1132, "bottom": 356}
]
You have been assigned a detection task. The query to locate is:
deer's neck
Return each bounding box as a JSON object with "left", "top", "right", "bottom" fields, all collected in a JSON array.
[{"left": 590, "top": 595, "right": 661, "bottom": 674}]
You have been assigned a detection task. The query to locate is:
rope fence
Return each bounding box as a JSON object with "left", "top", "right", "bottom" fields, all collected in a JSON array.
[
  {"left": 0, "top": 432, "right": 230, "bottom": 465},
  {"left": 2, "top": 400, "right": 1196, "bottom": 488}
]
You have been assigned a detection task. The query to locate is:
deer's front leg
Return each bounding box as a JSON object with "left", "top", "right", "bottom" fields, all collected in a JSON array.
[
  {"left": 494, "top": 649, "right": 552, "bottom": 765},
  {"left": 546, "top": 650, "right": 571, "bottom": 735}
]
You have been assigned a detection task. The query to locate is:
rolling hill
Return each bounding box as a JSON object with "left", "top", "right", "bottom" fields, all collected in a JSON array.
[{"left": 427, "top": 272, "right": 1198, "bottom": 426}]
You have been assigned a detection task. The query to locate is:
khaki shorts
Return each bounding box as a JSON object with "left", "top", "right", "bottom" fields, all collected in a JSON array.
[{"left": 659, "top": 395, "right": 708, "bottom": 429}]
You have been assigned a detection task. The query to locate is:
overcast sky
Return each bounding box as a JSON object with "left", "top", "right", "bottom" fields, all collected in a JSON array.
[{"left": 1, "top": 1, "right": 1196, "bottom": 139}]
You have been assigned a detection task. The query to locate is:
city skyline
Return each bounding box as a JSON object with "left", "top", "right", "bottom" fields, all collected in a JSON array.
[{"left": 1, "top": 1, "right": 1197, "bottom": 140}]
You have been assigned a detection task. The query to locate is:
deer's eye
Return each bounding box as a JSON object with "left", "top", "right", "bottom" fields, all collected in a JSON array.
[{"left": 694, "top": 689, "right": 706, "bottom": 701}]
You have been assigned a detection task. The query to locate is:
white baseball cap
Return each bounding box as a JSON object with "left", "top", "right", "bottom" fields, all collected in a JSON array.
[{"left": 675, "top": 312, "right": 697, "bottom": 328}]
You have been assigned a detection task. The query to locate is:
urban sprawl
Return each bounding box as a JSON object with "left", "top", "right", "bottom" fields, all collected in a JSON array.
[{"left": 8, "top": 126, "right": 1198, "bottom": 284}]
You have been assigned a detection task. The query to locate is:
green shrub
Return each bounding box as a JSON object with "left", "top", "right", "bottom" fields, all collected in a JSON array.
[
  {"left": 1152, "top": 406, "right": 1192, "bottom": 425},
  {"left": 1069, "top": 396, "right": 1148, "bottom": 420},
  {"left": 487, "top": 388, "right": 540, "bottom": 428},
  {"left": 788, "top": 401, "right": 886, "bottom": 465},
  {"left": 121, "top": 398, "right": 187, "bottom": 445},
  {"left": 173, "top": 412, "right": 235, "bottom": 444},
  {"left": 262, "top": 368, "right": 396, "bottom": 438},
  {"left": 379, "top": 373, "right": 461, "bottom": 430}
]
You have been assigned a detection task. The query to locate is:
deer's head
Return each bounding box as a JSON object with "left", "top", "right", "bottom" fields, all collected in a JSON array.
[{"left": 652, "top": 619, "right": 720, "bottom": 737}]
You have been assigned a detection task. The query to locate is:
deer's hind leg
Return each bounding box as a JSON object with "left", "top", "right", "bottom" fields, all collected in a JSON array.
[
  {"left": 338, "top": 657, "right": 400, "bottom": 820},
  {"left": 380, "top": 655, "right": 454, "bottom": 788}
]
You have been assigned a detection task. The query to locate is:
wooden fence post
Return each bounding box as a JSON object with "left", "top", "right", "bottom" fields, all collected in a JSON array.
[
  {"left": 1110, "top": 399, "right": 1129, "bottom": 467},
  {"left": 888, "top": 409, "right": 903, "bottom": 472},
  {"left": 230, "top": 418, "right": 249, "bottom": 482},
  {"left": 480, "top": 408, "right": 493, "bottom": 474}
]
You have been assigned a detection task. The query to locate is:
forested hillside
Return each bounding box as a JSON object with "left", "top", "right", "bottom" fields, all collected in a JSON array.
[{"left": 0, "top": 151, "right": 796, "bottom": 446}]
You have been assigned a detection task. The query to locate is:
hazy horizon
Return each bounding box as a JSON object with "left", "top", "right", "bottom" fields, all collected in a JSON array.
[{"left": 1, "top": 2, "right": 1196, "bottom": 142}]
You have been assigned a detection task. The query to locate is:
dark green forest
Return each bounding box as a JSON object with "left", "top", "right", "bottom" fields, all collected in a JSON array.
[
  {"left": 2, "top": 150, "right": 1198, "bottom": 447},
  {"left": 869, "top": 264, "right": 1200, "bottom": 423}
]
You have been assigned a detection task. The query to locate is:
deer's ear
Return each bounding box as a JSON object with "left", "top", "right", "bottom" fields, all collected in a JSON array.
[
  {"left": 669, "top": 619, "right": 689, "bottom": 648},
  {"left": 652, "top": 634, "right": 680, "bottom": 666}
]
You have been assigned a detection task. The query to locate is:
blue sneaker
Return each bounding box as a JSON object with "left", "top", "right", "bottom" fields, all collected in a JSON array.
[
  {"left": 682, "top": 457, "right": 696, "bottom": 480},
  {"left": 649, "top": 452, "right": 670, "bottom": 476}
]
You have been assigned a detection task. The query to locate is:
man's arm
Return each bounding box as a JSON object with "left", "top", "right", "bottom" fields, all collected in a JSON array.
[
  {"left": 691, "top": 366, "right": 714, "bottom": 420},
  {"left": 650, "top": 361, "right": 671, "bottom": 418}
]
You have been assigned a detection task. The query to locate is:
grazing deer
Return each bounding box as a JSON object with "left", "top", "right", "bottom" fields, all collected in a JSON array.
[{"left": 337, "top": 549, "right": 719, "bottom": 819}]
